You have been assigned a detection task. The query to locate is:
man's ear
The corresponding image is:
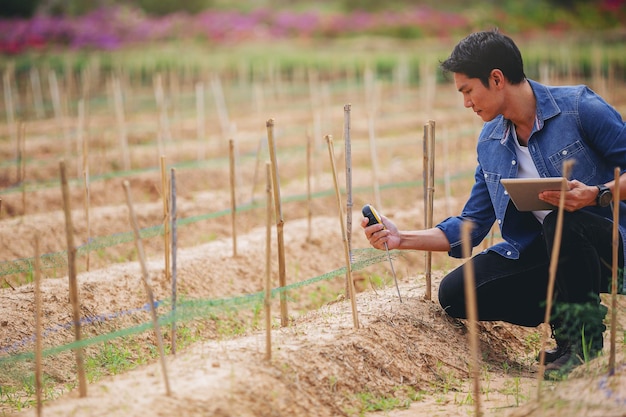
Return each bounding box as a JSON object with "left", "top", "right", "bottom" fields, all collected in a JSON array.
[{"left": 491, "top": 69, "right": 504, "bottom": 88}]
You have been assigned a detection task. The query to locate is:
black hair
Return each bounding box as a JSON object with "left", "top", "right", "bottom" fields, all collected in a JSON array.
[{"left": 440, "top": 29, "right": 526, "bottom": 87}]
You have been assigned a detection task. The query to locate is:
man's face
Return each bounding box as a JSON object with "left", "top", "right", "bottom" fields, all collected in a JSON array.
[{"left": 453, "top": 73, "right": 500, "bottom": 122}]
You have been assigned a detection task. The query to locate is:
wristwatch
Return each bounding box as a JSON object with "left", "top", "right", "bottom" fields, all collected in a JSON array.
[{"left": 596, "top": 184, "right": 613, "bottom": 207}]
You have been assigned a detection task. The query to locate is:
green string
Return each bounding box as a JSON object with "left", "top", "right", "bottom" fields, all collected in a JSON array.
[{"left": 0, "top": 247, "right": 401, "bottom": 366}]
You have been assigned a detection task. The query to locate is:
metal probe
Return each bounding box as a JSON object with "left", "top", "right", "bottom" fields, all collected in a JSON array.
[{"left": 362, "top": 204, "right": 402, "bottom": 302}]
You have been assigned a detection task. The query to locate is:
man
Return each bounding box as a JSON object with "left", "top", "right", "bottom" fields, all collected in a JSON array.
[{"left": 362, "top": 29, "right": 626, "bottom": 380}]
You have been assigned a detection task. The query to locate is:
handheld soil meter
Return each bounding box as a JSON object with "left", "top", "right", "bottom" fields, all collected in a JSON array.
[
  {"left": 361, "top": 204, "right": 402, "bottom": 302},
  {"left": 362, "top": 204, "right": 383, "bottom": 227}
]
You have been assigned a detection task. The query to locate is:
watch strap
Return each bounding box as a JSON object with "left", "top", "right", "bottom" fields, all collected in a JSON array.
[{"left": 596, "top": 184, "right": 611, "bottom": 206}]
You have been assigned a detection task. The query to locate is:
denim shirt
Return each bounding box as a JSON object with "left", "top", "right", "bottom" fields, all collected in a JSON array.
[{"left": 437, "top": 79, "right": 626, "bottom": 290}]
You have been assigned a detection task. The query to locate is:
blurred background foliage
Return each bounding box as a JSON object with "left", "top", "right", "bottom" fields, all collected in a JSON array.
[
  {"left": 1, "top": 0, "right": 625, "bottom": 31},
  {"left": 1, "top": 0, "right": 625, "bottom": 77}
]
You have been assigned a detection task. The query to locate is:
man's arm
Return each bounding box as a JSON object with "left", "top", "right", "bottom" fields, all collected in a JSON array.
[{"left": 361, "top": 216, "right": 451, "bottom": 252}]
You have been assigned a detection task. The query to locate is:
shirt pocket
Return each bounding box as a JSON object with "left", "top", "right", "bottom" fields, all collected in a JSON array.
[
  {"left": 483, "top": 170, "right": 502, "bottom": 199},
  {"left": 548, "top": 141, "right": 595, "bottom": 183}
]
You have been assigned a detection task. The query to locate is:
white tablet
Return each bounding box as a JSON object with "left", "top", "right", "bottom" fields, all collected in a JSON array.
[{"left": 501, "top": 177, "right": 568, "bottom": 211}]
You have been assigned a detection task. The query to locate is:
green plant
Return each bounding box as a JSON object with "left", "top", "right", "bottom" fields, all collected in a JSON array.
[
  {"left": 353, "top": 391, "right": 404, "bottom": 414},
  {"left": 328, "top": 375, "right": 338, "bottom": 392},
  {"left": 133, "top": 0, "right": 213, "bottom": 15},
  {"left": 501, "top": 377, "right": 528, "bottom": 407},
  {"left": 432, "top": 360, "right": 460, "bottom": 394},
  {"left": 85, "top": 340, "right": 145, "bottom": 381},
  {"left": 524, "top": 331, "right": 542, "bottom": 358},
  {"left": 307, "top": 283, "right": 339, "bottom": 309},
  {"left": 0, "top": 372, "right": 58, "bottom": 413}
]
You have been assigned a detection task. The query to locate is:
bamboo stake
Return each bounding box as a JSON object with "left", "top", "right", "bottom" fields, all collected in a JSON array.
[
  {"left": 154, "top": 73, "right": 172, "bottom": 145},
  {"left": 326, "top": 134, "right": 360, "bottom": 329},
  {"left": 3, "top": 69, "right": 18, "bottom": 153},
  {"left": 79, "top": 100, "right": 91, "bottom": 271},
  {"left": 442, "top": 125, "right": 452, "bottom": 218},
  {"left": 18, "top": 121, "right": 26, "bottom": 215},
  {"left": 33, "top": 235, "right": 43, "bottom": 417},
  {"left": 64, "top": 60, "right": 76, "bottom": 106},
  {"left": 229, "top": 139, "right": 238, "bottom": 257},
  {"left": 60, "top": 160, "right": 87, "bottom": 398},
  {"left": 250, "top": 138, "right": 265, "bottom": 203},
  {"left": 30, "top": 67, "right": 45, "bottom": 119},
  {"left": 123, "top": 180, "right": 172, "bottom": 396},
  {"left": 160, "top": 157, "right": 171, "bottom": 287},
  {"left": 168, "top": 70, "right": 181, "bottom": 131},
  {"left": 80, "top": 65, "right": 92, "bottom": 111},
  {"left": 265, "top": 162, "right": 273, "bottom": 361},
  {"left": 461, "top": 220, "right": 482, "bottom": 417},
  {"left": 367, "top": 115, "right": 382, "bottom": 210},
  {"left": 266, "top": 119, "right": 288, "bottom": 327},
  {"left": 170, "top": 168, "right": 178, "bottom": 355},
  {"left": 536, "top": 161, "right": 573, "bottom": 399},
  {"left": 211, "top": 73, "right": 231, "bottom": 140},
  {"left": 308, "top": 68, "right": 322, "bottom": 192},
  {"left": 344, "top": 104, "right": 353, "bottom": 297},
  {"left": 112, "top": 76, "right": 131, "bottom": 171},
  {"left": 75, "top": 98, "right": 85, "bottom": 178},
  {"left": 423, "top": 120, "right": 436, "bottom": 300},
  {"left": 306, "top": 131, "right": 313, "bottom": 241},
  {"left": 253, "top": 83, "right": 264, "bottom": 117},
  {"left": 49, "top": 71, "right": 70, "bottom": 157},
  {"left": 195, "top": 82, "right": 206, "bottom": 160},
  {"left": 609, "top": 166, "right": 620, "bottom": 375},
  {"left": 159, "top": 157, "right": 172, "bottom": 351}
]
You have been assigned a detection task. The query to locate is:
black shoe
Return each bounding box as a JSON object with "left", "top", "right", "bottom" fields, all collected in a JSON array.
[
  {"left": 543, "top": 348, "right": 583, "bottom": 381},
  {"left": 537, "top": 344, "right": 569, "bottom": 364}
]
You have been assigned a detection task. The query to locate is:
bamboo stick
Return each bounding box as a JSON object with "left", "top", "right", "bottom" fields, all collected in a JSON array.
[
  {"left": 441, "top": 125, "right": 452, "bottom": 218},
  {"left": 195, "top": 82, "right": 206, "bottom": 160},
  {"left": 229, "top": 139, "right": 238, "bottom": 257},
  {"left": 60, "top": 160, "right": 87, "bottom": 398},
  {"left": 367, "top": 115, "right": 382, "bottom": 210},
  {"left": 326, "top": 134, "right": 359, "bottom": 329},
  {"left": 30, "top": 67, "right": 45, "bottom": 119},
  {"left": 266, "top": 119, "right": 288, "bottom": 327},
  {"left": 3, "top": 69, "right": 18, "bottom": 153},
  {"left": 80, "top": 65, "right": 91, "bottom": 109},
  {"left": 211, "top": 73, "right": 231, "bottom": 140},
  {"left": 250, "top": 138, "right": 265, "bottom": 203},
  {"left": 49, "top": 71, "right": 70, "bottom": 157},
  {"left": 112, "top": 76, "right": 131, "bottom": 171},
  {"left": 154, "top": 73, "right": 172, "bottom": 146},
  {"left": 461, "top": 221, "right": 482, "bottom": 417},
  {"left": 170, "top": 168, "right": 178, "bottom": 355},
  {"left": 265, "top": 162, "right": 273, "bottom": 361},
  {"left": 33, "top": 235, "right": 43, "bottom": 417},
  {"left": 159, "top": 157, "right": 172, "bottom": 352},
  {"left": 123, "top": 180, "right": 172, "bottom": 396},
  {"left": 306, "top": 131, "right": 313, "bottom": 241},
  {"left": 79, "top": 100, "right": 91, "bottom": 271},
  {"left": 536, "top": 160, "right": 573, "bottom": 399},
  {"left": 344, "top": 104, "right": 353, "bottom": 297},
  {"left": 168, "top": 70, "right": 181, "bottom": 130},
  {"left": 423, "top": 120, "right": 436, "bottom": 300},
  {"left": 609, "top": 167, "right": 620, "bottom": 374},
  {"left": 18, "top": 121, "right": 25, "bottom": 215},
  {"left": 75, "top": 98, "right": 85, "bottom": 178}
]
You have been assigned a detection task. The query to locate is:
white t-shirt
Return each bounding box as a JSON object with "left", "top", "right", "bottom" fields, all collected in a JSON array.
[{"left": 512, "top": 129, "right": 550, "bottom": 223}]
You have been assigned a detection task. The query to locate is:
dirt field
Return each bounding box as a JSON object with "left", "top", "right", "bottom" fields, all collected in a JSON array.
[{"left": 0, "top": 57, "right": 625, "bottom": 417}]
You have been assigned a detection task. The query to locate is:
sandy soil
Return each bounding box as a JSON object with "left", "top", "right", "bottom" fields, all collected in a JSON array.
[
  {"left": 1, "top": 206, "right": 625, "bottom": 417},
  {"left": 0, "top": 60, "right": 625, "bottom": 417}
]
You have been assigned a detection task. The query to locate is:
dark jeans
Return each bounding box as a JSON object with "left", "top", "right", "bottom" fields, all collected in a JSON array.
[{"left": 438, "top": 210, "right": 622, "bottom": 327}]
